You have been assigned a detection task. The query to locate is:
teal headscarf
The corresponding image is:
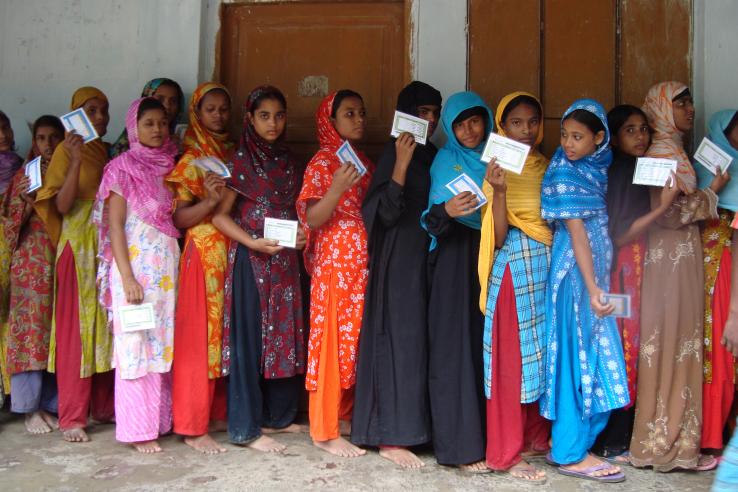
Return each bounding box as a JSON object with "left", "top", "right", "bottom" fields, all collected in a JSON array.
[
  {"left": 696, "top": 109, "right": 738, "bottom": 211},
  {"left": 421, "top": 91, "right": 494, "bottom": 250}
]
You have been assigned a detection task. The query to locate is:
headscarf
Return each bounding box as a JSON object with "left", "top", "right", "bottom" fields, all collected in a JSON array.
[
  {"left": 642, "top": 81, "right": 695, "bottom": 190},
  {"left": 166, "top": 82, "right": 235, "bottom": 199},
  {"left": 420, "top": 91, "right": 494, "bottom": 250},
  {"left": 95, "top": 97, "right": 179, "bottom": 311},
  {"left": 696, "top": 109, "right": 738, "bottom": 211},
  {"left": 395, "top": 81, "right": 442, "bottom": 116},
  {"left": 34, "top": 86, "right": 110, "bottom": 245},
  {"left": 0, "top": 111, "right": 23, "bottom": 195},
  {"left": 478, "top": 91, "right": 552, "bottom": 310},
  {"left": 110, "top": 78, "right": 184, "bottom": 158}
]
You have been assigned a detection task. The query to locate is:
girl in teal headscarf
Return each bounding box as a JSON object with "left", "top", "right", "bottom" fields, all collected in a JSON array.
[{"left": 422, "top": 91, "right": 499, "bottom": 472}]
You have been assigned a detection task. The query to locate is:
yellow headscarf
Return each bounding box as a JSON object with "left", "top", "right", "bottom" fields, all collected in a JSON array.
[
  {"left": 34, "top": 86, "right": 109, "bottom": 245},
  {"left": 478, "top": 91, "right": 552, "bottom": 311}
]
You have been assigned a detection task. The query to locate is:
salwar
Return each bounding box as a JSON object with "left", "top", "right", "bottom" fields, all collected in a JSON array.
[
  {"left": 10, "top": 370, "right": 57, "bottom": 414},
  {"left": 172, "top": 242, "right": 227, "bottom": 436},
  {"left": 229, "top": 244, "right": 300, "bottom": 444},
  {"left": 55, "top": 244, "right": 114, "bottom": 430},
  {"left": 115, "top": 370, "right": 172, "bottom": 443},
  {"left": 486, "top": 268, "right": 549, "bottom": 470},
  {"left": 549, "top": 278, "right": 610, "bottom": 465}
]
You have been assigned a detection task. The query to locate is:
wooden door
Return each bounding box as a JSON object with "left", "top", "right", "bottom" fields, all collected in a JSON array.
[
  {"left": 469, "top": 0, "right": 691, "bottom": 155},
  {"left": 219, "top": 1, "right": 409, "bottom": 163}
]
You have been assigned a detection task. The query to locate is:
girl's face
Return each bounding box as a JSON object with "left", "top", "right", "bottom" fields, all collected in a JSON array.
[
  {"left": 561, "top": 118, "right": 605, "bottom": 161},
  {"left": 672, "top": 94, "right": 695, "bottom": 133},
  {"left": 137, "top": 108, "right": 169, "bottom": 148},
  {"left": 0, "top": 118, "right": 14, "bottom": 152},
  {"left": 34, "top": 126, "right": 64, "bottom": 162},
  {"left": 83, "top": 97, "right": 110, "bottom": 137},
  {"left": 417, "top": 104, "right": 441, "bottom": 138},
  {"left": 453, "top": 113, "right": 486, "bottom": 149},
  {"left": 613, "top": 113, "right": 650, "bottom": 157},
  {"left": 248, "top": 98, "right": 286, "bottom": 144},
  {"left": 727, "top": 121, "right": 738, "bottom": 151},
  {"left": 197, "top": 90, "right": 231, "bottom": 133},
  {"left": 153, "top": 84, "right": 180, "bottom": 125},
  {"left": 331, "top": 96, "right": 366, "bottom": 142},
  {"left": 500, "top": 103, "right": 540, "bottom": 147}
]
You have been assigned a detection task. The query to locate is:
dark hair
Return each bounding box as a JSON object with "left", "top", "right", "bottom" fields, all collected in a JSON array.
[
  {"left": 452, "top": 106, "right": 489, "bottom": 137},
  {"left": 137, "top": 97, "right": 166, "bottom": 121},
  {"left": 249, "top": 87, "right": 287, "bottom": 114},
  {"left": 32, "top": 115, "right": 65, "bottom": 138},
  {"left": 331, "top": 89, "right": 363, "bottom": 118},
  {"left": 500, "top": 95, "right": 541, "bottom": 124},
  {"left": 725, "top": 111, "right": 738, "bottom": 140},
  {"left": 607, "top": 105, "right": 648, "bottom": 136},
  {"left": 197, "top": 88, "right": 230, "bottom": 110},
  {"left": 672, "top": 87, "right": 691, "bottom": 102},
  {"left": 563, "top": 109, "right": 605, "bottom": 136}
]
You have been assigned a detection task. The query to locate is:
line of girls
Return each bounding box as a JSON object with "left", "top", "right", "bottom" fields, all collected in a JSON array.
[{"left": 1, "top": 78, "right": 738, "bottom": 485}]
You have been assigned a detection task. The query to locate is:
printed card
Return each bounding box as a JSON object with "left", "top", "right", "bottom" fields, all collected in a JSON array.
[
  {"left": 192, "top": 156, "right": 231, "bottom": 178},
  {"left": 119, "top": 303, "right": 156, "bottom": 332},
  {"left": 601, "top": 293, "right": 632, "bottom": 319},
  {"left": 694, "top": 137, "right": 733, "bottom": 175},
  {"left": 445, "top": 173, "right": 487, "bottom": 210},
  {"left": 633, "top": 157, "right": 678, "bottom": 187},
  {"left": 336, "top": 140, "right": 367, "bottom": 176},
  {"left": 480, "top": 132, "right": 531, "bottom": 174},
  {"left": 25, "top": 156, "right": 42, "bottom": 192},
  {"left": 390, "top": 110, "right": 429, "bottom": 145},
  {"left": 60, "top": 108, "right": 99, "bottom": 144},
  {"left": 263, "top": 217, "right": 299, "bottom": 248}
]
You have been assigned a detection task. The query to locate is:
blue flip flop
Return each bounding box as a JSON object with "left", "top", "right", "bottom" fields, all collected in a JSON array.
[{"left": 557, "top": 463, "right": 626, "bottom": 483}]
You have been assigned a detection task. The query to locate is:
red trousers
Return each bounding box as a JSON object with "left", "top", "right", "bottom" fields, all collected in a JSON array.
[
  {"left": 55, "top": 243, "right": 114, "bottom": 430},
  {"left": 172, "top": 242, "right": 227, "bottom": 436},
  {"left": 486, "top": 267, "right": 550, "bottom": 470}
]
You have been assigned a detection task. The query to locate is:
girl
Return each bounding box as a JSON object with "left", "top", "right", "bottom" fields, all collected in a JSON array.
[
  {"left": 95, "top": 97, "right": 180, "bottom": 453},
  {"left": 478, "top": 92, "right": 551, "bottom": 482},
  {"left": 421, "top": 91, "right": 491, "bottom": 472},
  {"left": 3, "top": 115, "right": 64, "bottom": 434},
  {"left": 539, "top": 99, "right": 628, "bottom": 483},
  {"left": 696, "top": 109, "right": 738, "bottom": 451},
  {"left": 34, "top": 87, "right": 115, "bottom": 443},
  {"left": 296, "top": 90, "right": 373, "bottom": 458},
  {"left": 212, "top": 85, "right": 306, "bottom": 453},
  {"left": 167, "top": 82, "right": 234, "bottom": 454},
  {"left": 351, "top": 81, "right": 442, "bottom": 469},
  {"left": 591, "top": 105, "right": 680, "bottom": 461},
  {"left": 110, "top": 78, "right": 184, "bottom": 158},
  {"left": 629, "top": 82, "right": 727, "bottom": 472}
]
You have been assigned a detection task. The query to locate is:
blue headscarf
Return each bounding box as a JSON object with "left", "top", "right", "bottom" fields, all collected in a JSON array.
[
  {"left": 696, "top": 109, "right": 738, "bottom": 211},
  {"left": 421, "top": 91, "right": 494, "bottom": 250}
]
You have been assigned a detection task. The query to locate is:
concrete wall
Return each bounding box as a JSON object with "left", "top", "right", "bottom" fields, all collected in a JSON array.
[{"left": 0, "top": 0, "right": 202, "bottom": 154}]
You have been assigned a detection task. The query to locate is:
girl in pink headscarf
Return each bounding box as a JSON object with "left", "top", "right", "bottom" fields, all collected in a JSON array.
[{"left": 95, "top": 97, "right": 180, "bottom": 453}]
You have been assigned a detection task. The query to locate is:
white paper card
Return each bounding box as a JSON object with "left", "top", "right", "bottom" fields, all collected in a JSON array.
[
  {"left": 119, "top": 303, "right": 156, "bottom": 332},
  {"left": 60, "top": 108, "right": 99, "bottom": 144},
  {"left": 336, "top": 141, "right": 367, "bottom": 176},
  {"left": 174, "top": 123, "right": 188, "bottom": 141},
  {"left": 445, "top": 173, "right": 487, "bottom": 210},
  {"left": 25, "top": 156, "right": 42, "bottom": 192},
  {"left": 263, "top": 217, "right": 298, "bottom": 248},
  {"left": 390, "top": 111, "right": 429, "bottom": 145},
  {"left": 633, "top": 157, "right": 678, "bottom": 187},
  {"left": 694, "top": 137, "right": 733, "bottom": 175},
  {"left": 192, "top": 156, "right": 231, "bottom": 178},
  {"left": 480, "top": 132, "right": 531, "bottom": 174},
  {"left": 601, "top": 293, "right": 632, "bottom": 319}
]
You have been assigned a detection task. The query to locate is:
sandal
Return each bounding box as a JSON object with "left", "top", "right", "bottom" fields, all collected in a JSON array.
[
  {"left": 506, "top": 461, "right": 547, "bottom": 484},
  {"left": 692, "top": 454, "right": 718, "bottom": 472},
  {"left": 602, "top": 451, "right": 631, "bottom": 466},
  {"left": 557, "top": 463, "right": 626, "bottom": 483}
]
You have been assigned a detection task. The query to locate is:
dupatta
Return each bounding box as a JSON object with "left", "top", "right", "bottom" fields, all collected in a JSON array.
[{"left": 696, "top": 109, "right": 738, "bottom": 211}]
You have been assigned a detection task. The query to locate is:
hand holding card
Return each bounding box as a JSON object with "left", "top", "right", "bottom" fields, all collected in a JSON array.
[
  {"left": 445, "top": 174, "right": 487, "bottom": 211},
  {"left": 390, "top": 111, "right": 429, "bottom": 145},
  {"left": 633, "top": 157, "right": 678, "bottom": 187},
  {"left": 481, "top": 133, "right": 530, "bottom": 174},
  {"left": 335, "top": 141, "right": 367, "bottom": 176},
  {"left": 192, "top": 156, "right": 231, "bottom": 178},
  {"left": 60, "top": 108, "right": 99, "bottom": 144},
  {"left": 600, "top": 293, "right": 632, "bottom": 319},
  {"left": 25, "top": 156, "right": 43, "bottom": 192},
  {"left": 695, "top": 137, "right": 733, "bottom": 175}
]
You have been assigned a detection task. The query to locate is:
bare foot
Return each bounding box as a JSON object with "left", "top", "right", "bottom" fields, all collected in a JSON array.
[
  {"left": 459, "top": 460, "right": 491, "bottom": 474},
  {"left": 561, "top": 454, "right": 621, "bottom": 477},
  {"left": 184, "top": 434, "right": 227, "bottom": 454},
  {"left": 339, "top": 420, "right": 351, "bottom": 436},
  {"left": 132, "top": 440, "right": 162, "bottom": 454},
  {"left": 247, "top": 435, "right": 286, "bottom": 453},
  {"left": 379, "top": 447, "right": 425, "bottom": 469},
  {"left": 209, "top": 420, "right": 227, "bottom": 433},
  {"left": 39, "top": 410, "right": 59, "bottom": 430},
  {"left": 313, "top": 437, "right": 366, "bottom": 458},
  {"left": 262, "top": 423, "right": 307, "bottom": 434},
  {"left": 62, "top": 427, "right": 90, "bottom": 442},
  {"left": 25, "top": 412, "right": 52, "bottom": 434},
  {"left": 507, "top": 460, "right": 546, "bottom": 482}
]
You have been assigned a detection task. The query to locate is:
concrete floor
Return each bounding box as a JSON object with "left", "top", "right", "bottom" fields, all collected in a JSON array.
[{"left": 0, "top": 410, "right": 715, "bottom": 491}]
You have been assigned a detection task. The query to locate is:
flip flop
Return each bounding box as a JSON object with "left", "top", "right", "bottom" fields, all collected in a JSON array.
[
  {"left": 505, "top": 462, "right": 547, "bottom": 484},
  {"left": 692, "top": 455, "right": 718, "bottom": 471},
  {"left": 602, "top": 451, "right": 632, "bottom": 466},
  {"left": 557, "top": 463, "right": 626, "bottom": 483}
]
